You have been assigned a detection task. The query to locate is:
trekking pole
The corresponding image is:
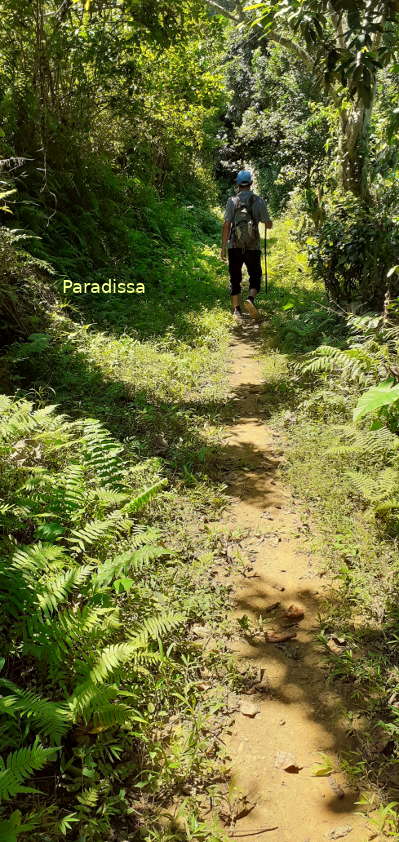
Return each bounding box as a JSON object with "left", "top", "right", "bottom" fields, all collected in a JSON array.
[{"left": 264, "top": 224, "right": 268, "bottom": 295}]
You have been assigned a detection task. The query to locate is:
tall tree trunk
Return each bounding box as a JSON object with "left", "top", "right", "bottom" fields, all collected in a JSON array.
[{"left": 339, "top": 96, "right": 373, "bottom": 201}]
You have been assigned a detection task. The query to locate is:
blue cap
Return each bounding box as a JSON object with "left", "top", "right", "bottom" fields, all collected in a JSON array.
[{"left": 236, "top": 169, "right": 252, "bottom": 185}]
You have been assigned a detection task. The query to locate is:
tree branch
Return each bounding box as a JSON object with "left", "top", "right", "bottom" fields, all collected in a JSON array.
[
  {"left": 204, "top": 0, "right": 314, "bottom": 72},
  {"left": 266, "top": 32, "right": 313, "bottom": 68},
  {"left": 328, "top": 2, "right": 345, "bottom": 48},
  {"left": 204, "top": 0, "right": 239, "bottom": 21}
]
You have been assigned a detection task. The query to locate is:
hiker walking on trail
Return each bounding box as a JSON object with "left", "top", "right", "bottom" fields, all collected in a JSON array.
[{"left": 221, "top": 169, "right": 272, "bottom": 321}]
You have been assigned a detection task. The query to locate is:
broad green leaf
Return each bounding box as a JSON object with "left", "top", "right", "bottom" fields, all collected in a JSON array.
[
  {"left": 311, "top": 761, "right": 333, "bottom": 776},
  {"left": 113, "top": 577, "right": 134, "bottom": 593},
  {"left": 311, "top": 753, "right": 334, "bottom": 777},
  {"left": 353, "top": 381, "right": 399, "bottom": 422}
]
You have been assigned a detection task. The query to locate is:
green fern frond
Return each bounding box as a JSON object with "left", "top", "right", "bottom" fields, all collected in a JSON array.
[
  {"left": 16, "top": 463, "right": 86, "bottom": 520},
  {"left": 54, "top": 605, "right": 119, "bottom": 651},
  {"left": 0, "top": 684, "right": 70, "bottom": 743},
  {"left": 74, "top": 611, "right": 182, "bottom": 690},
  {"left": 91, "top": 487, "right": 130, "bottom": 509},
  {"left": 24, "top": 605, "right": 119, "bottom": 665},
  {"left": 128, "top": 611, "right": 184, "bottom": 649},
  {"left": 29, "top": 405, "right": 60, "bottom": 424},
  {"left": 327, "top": 428, "right": 399, "bottom": 459},
  {"left": 87, "top": 642, "right": 139, "bottom": 685},
  {"left": 91, "top": 702, "right": 131, "bottom": 730},
  {"left": 127, "top": 527, "right": 161, "bottom": 547},
  {"left": 68, "top": 655, "right": 160, "bottom": 722},
  {"left": 0, "top": 741, "right": 58, "bottom": 801},
  {"left": 121, "top": 480, "right": 168, "bottom": 514},
  {"left": 345, "top": 468, "right": 398, "bottom": 504},
  {"left": 61, "top": 464, "right": 86, "bottom": 513},
  {"left": 129, "top": 543, "right": 169, "bottom": 566},
  {"left": 0, "top": 401, "right": 37, "bottom": 442},
  {"left": 297, "top": 345, "right": 376, "bottom": 385},
  {"left": 374, "top": 468, "right": 398, "bottom": 498},
  {"left": 0, "top": 502, "right": 30, "bottom": 519},
  {"left": 10, "top": 543, "right": 67, "bottom": 575},
  {"left": 77, "top": 787, "right": 99, "bottom": 808},
  {"left": 90, "top": 544, "right": 166, "bottom": 591},
  {"left": 82, "top": 419, "right": 124, "bottom": 487},
  {"left": 36, "top": 565, "right": 93, "bottom": 616},
  {"left": 346, "top": 470, "right": 378, "bottom": 502},
  {"left": 298, "top": 345, "right": 351, "bottom": 373},
  {"left": 67, "top": 516, "right": 125, "bottom": 553},
  {"left": 374, "top": 499, "right": 399, "bottom": 515},
  {"left": 68, "top": 682, "right": 120, "bottom": 722}
]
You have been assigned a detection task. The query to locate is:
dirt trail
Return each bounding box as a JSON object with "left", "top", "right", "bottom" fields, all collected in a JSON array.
[{"left": 221, "top": 324, "right": 370, "bottom": 842}]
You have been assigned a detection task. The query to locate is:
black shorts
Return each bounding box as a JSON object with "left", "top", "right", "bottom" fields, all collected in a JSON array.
[{"left": 228, "top": 248, "right": 262, "bottom": 296}]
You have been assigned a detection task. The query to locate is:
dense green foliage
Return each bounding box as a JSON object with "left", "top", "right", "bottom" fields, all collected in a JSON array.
[
  {"left": 2, "top": 0, "right": 399, "bottom": 837},
  {"left": 0, "top": 0, "right": 225, "bottom": 292},
  {"left": 212, "top": 0, "right": 399, "bottom": 306}
]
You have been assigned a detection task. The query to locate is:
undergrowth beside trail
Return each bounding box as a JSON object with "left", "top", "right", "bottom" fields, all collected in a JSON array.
[
  {"left": 257, "top": 218, "right": 399, "bottom": 835},
  {"left": 0, "top": 203, "right": 239, "bottom": 842}
]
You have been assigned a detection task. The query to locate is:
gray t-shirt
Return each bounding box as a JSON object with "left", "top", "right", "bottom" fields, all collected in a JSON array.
[{"left": 224, "top": 190, "right": 270, "bottom": 249}]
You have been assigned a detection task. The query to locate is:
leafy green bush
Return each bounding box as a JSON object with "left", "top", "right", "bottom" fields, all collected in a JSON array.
[
  {"left": 307, "top": 197, "right": 399, "bottom": 308},
  {"left": 297, "top": 313, "right": 399, "bottom": 532},
  {"left": 0, "top": 230, "right": 56, "bottom": 347}
]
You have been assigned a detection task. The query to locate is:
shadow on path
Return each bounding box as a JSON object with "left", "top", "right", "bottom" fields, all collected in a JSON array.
[{"left": 218, "top": 321, "right": 370, "bottom": 841}]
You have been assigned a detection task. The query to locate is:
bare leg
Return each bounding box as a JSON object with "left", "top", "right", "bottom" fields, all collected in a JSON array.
[
  {"left": 248, "top": 287, "right": 258, "bottom": 300},
  {"left": 231, "top": 294, "right": 241, "bottom": 309}
]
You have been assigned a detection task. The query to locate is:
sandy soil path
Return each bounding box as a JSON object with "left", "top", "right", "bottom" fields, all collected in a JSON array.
[{"left": 220, "top": 322, "right": 371, "bottom": 842}]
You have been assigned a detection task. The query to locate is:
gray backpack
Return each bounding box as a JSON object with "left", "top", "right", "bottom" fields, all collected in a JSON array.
[{"left": 232, "top": 193, "right": 258, "bottom": 249}]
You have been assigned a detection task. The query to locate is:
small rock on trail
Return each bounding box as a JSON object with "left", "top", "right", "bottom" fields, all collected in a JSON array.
[
  {"left": 240, "top": 701, "right": 261, "bottom": 718},
  {"left": 327, "top": 827, "right": 352, "bottom": 840},
  {"left": 274, "top": 751, "right": 302, "bottom": 773}
]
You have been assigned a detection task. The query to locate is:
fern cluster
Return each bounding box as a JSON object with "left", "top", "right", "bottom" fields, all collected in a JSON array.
[
  {"left": 0, "top": 396, "right": 181, "bottom": 839},
  {"left": 297, "top": 314, "right": 399, "bottom": 388},
  {"left": 297, "top": 315, "right": 399, "bottom": 526}
]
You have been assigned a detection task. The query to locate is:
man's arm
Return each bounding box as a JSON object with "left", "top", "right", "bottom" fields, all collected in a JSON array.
[
  {"left": 221, "top": 221, "right": 231, "bottom": 261},
  {"left": 221, "top": 197, "right": 235, "bottom": 260}
]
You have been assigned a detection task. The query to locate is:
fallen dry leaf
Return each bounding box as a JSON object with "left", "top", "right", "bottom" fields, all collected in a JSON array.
[
  {"left": 327, "top": 826, "right": 352, "bottom": 840},
  {"left": 266, "top": 631, "right": 297, "bottom": 643},
  {"left": 327, "top": 638, "right": 345, "bottom": 655},
  {"left": 274, "top": 750, "right": 302, "bottom": 773},
  {"left": 285, "top": 603, "right": 305, "bottom": 621},
  {"left": 240, "top": 701, "right": 260, "bottom": 718}
]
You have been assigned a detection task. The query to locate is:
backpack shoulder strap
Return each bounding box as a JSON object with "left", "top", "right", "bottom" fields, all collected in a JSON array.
[{"left": 249, "top": 193, "right": 258, "bottom": 220}]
